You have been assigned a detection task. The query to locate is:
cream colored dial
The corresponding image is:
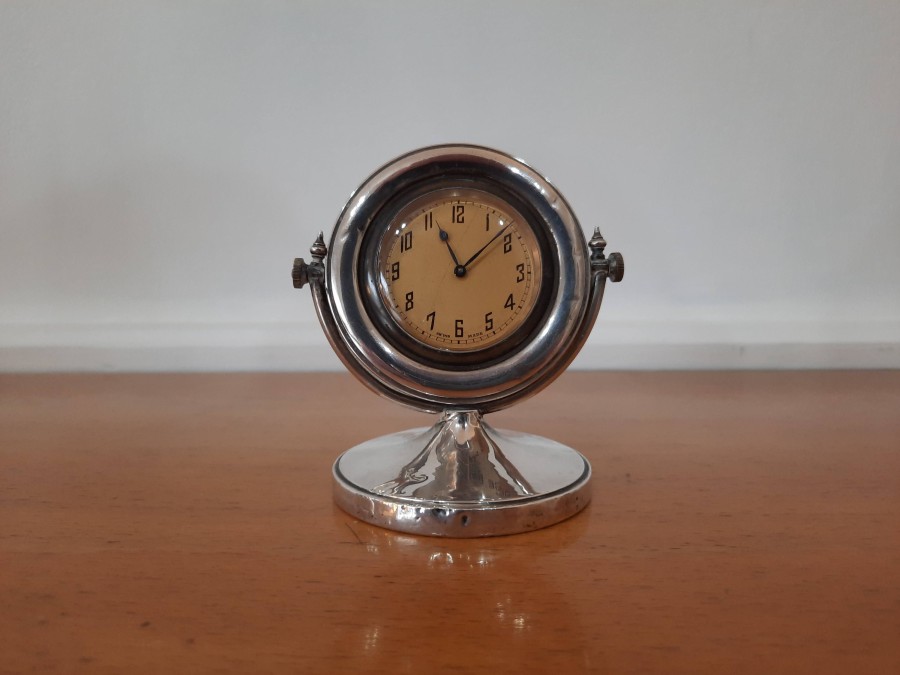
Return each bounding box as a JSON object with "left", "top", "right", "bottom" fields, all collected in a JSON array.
[{"left": 377, "top": 189, "right": 543, "bottom": 352}]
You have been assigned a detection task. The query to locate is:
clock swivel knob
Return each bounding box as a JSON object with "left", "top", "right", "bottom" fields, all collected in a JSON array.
[
  {"left": 292, "top": 232, "right": 328, "bottom": 290},
  {"left": 292, "top": 257, "right": 309, "bottom": 289},
  {"left": 588, "top": 228, "right": 624, "bottom": 282},
  {"left": 606, "top": 252, "right": 625, "bottom": 282}
]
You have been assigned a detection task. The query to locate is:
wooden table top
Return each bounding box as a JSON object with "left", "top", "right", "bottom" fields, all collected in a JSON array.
[{"left": 2, "top": 371, "right": 898, "bottom": 674}]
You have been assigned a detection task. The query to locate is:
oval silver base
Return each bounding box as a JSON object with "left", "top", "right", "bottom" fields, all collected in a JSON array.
[{"left": 333, "top": 411, "right": 591, "bottom": 537}]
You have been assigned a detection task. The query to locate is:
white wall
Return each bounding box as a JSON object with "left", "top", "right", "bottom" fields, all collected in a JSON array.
[{"left": 2, "top": 0, "right": 899, "bottom": 371}]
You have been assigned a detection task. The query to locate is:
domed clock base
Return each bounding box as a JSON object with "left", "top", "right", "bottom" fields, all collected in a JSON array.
[{"left": 332, "top": 410, "right": 591, "bottom": 537}]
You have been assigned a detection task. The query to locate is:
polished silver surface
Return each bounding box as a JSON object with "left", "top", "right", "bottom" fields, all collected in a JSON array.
[
  {"left": 302, "top": 144, "right": 623, "bottom": 413},
  {"left": 293, "top": 145, "right": 623, "bottom": 537},
  {"left": 333, "top": 410, "right": 591, "bottom": 537}
]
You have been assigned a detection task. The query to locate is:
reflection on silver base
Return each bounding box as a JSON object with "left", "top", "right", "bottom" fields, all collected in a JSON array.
[{"left": 333, "top": 410, "right": 591, "bottom": 537}]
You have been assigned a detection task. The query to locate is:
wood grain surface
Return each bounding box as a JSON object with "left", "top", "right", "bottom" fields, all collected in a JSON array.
[{"left": 1, "top": 371, "right": 899, "bottom": 674}]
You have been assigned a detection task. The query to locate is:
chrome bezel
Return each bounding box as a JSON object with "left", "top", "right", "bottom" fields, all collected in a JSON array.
[{"left": 325, "top": 144, "right": 591, "bottom": 413}]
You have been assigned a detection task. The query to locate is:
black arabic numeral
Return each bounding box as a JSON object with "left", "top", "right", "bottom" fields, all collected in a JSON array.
[
  {"left": 504, "top": 293, "right": 514, "bottom": 310},
  {"left": 485, "top": 213, "right": 490, "bottom": 231},
  {"left": 516, "top": 262, "right": 525, "bottom": 283},
  {"left": 455, "top": 319, "right": 464, "bottom": 338},
  {"left": 405, "top": 291, "right": 414, "bottom": 311},
  {"left": 424, "top": 212, "right": 433, "bottom": 230},
  {"left": 503, "top": 232, "right": 512, "bottom": 253},
  {"left": 426, "top": 311, "right": 435, "bottom": 330},
  {"left": 485, "top": 312, "right": 494, "bottom": 331},
  {"left": 452, "top": 204, "right": 465, "bottom": 224},
  {"left": 400, "top": 230, "right": 413, "bottom": 252},
  {"left": 391, "top": 261, "right": 400, "bottom": 281}
]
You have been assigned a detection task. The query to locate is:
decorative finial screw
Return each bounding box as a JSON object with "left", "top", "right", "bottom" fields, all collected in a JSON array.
[
  {"left": 310, "top": 232, "right": 327, "bottom": 262},
  {"left": 588, "top": 227, "right": 607, "bottom": 254},
  {"left": 588, "top": 227, "right": 624, "bottom": 282},
  {"left": 293, "top": 233, "right": 328, "bottom": 290}
]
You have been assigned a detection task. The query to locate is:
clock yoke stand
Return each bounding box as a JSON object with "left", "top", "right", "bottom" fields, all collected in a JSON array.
[{"left": 293, "top": 228, "right": 623, "bottom": 537}]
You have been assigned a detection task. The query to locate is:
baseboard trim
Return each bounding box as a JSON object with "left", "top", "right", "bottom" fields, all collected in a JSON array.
[{"left": 1, "top": 321, "right": 898, "bottom": 372}]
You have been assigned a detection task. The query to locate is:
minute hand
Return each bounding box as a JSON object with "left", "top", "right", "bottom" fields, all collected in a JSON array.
[{"left": 461, "top": 225, "right": 511, "bottom": 269}]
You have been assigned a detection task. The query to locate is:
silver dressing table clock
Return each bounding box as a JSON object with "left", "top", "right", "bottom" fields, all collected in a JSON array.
[{"left": 292, "top": 145, "right": 623, "bottom": 537}]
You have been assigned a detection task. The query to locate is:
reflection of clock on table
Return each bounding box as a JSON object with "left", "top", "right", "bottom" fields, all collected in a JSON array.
[{"left": 292, "top": 145, "right": 623, "bottom": 537}]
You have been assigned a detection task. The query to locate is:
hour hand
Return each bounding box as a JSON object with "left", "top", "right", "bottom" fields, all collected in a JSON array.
[{"left": 436, "top": 222, "right": 466, "bottom": 277}]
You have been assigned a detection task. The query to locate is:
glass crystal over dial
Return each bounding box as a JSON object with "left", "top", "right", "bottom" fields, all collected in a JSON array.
[{"left": 376, "top": 188, "right": 543, "bottom": 352}]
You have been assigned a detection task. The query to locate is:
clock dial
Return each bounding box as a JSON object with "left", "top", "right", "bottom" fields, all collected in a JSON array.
[{"left": 377, "top": 189, "right": 542, "bottom": 352}]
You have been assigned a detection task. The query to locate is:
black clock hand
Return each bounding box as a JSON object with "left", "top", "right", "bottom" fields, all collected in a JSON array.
[
  {"left": 436, "top": 222, "right": 467, "bottom": 277},
  {"left": 437, "top": 225, "right": 460, "bottom": 265},
  {"left": 461, "top": 224, "right": 510, "bottom": 269}
]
